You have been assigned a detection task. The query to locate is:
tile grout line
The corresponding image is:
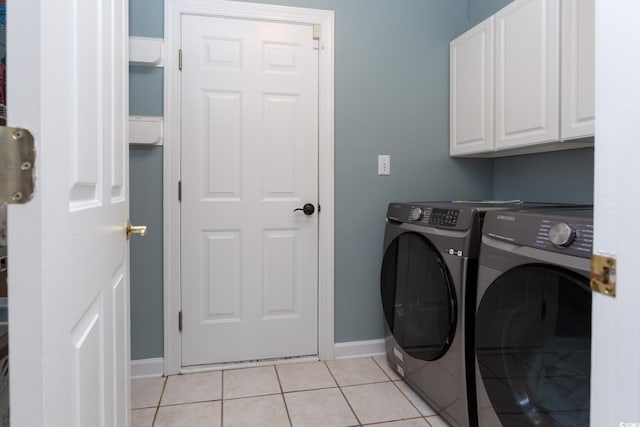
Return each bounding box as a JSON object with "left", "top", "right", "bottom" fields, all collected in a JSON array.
[
  {"left": 373, "top": 355, "right": 442, "bottom": 425},
  {"left": 220, "top": 370, "right": 225, "bottom": 427},
  {"left": 371, "top": 355, "right": 398, "bottom": 382},
  {"left": 151, "top": 376, "right": 168, "bottom": 427},
  {"left": 390, "top": 377, "right": 429, "bottom": 418},
  {"left": 324, "top": 359, "right": 364, "bottom": 426},
  {"left": 273, "top": 364, "right": 294, "bottom": 427}
]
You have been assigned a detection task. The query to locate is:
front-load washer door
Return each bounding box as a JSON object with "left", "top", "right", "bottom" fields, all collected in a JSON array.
[
  {"left": 381, "top": 232, "right": 457, "bottom": 361},
  {"left": 475, "top": 265, "right": 592, "bottom": 427}
]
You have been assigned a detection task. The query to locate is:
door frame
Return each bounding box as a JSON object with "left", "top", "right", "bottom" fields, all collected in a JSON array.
[{"left": 163, "top": 0, "right": 335, "bottom": 375}]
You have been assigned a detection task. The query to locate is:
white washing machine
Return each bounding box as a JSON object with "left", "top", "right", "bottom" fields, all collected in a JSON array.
[{"left": 475, "top": 207, "right": 593, "bottom": 427}]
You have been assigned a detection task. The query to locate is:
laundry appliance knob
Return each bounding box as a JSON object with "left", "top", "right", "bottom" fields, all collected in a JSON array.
[
  {"left": 549, "top": 222, "right": 576, "bottom": 247},
  {"left": 409, "top": 207, "right": 423, "bottom": 221}
]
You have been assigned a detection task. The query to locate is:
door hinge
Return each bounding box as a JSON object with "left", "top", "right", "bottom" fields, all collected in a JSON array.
[
  {"left": 318, "top": 204, "right": 321, "bottom": 213},
  {"left": 178, "top": 49, "right": 183, "bottom": 71},
  {"left": 0, "top": 126, "right": 36, "bottom": 204},
  {"left": 591, "top": 254, "right": 617, "bottom": 297},
  {"left": 313, "top": 24, "right": 320, "bottom": 50},
  {"left": 178, "top": 311, "right": 183, "bottom": 332},
  {"left": 178, "top": 180, "right": 182, "bottom": 202}
]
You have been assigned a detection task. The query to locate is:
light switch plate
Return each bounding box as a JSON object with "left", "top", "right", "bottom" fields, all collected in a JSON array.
[{"left": 378, "top": 155, "right": 390, "bottom": 175}]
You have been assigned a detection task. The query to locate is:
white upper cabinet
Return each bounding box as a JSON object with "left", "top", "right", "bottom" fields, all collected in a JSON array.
[
  {"left": 450, "top": 0, "right": 594, "bottom": 157},
  {"left": 450, "top": 17, "right": 494, "bottom": 156},
  {"left": 495, "top": 0, "right": 560, "bottom": 150},
  {"left": 561, "top": 0, "right": 595, "bottom": 140}
]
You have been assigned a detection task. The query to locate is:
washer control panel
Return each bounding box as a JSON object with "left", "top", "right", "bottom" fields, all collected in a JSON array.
[
  {"left": 536, "top": 218, "right": 593, "bottom": 256},
  {"left": 483, "top": 209, "right": 593, "bottom": 258}
]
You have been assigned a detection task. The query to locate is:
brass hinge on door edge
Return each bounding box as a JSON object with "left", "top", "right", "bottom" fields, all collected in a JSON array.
[
  {"left": 591, "top": 254, "right": 617, "bottom": 297},
  {"left": 0, "top": 126, "right": 36, "bottom": 204},
  {"left": 178, "top": 311, "right": 183, "bottom": 332}
]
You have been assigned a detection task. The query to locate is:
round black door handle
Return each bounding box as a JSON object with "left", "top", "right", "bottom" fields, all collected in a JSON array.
[{"left": 293, "top": 203, "right": 315, "bottom": 215}]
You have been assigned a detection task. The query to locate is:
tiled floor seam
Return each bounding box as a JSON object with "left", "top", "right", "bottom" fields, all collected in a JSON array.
[
  {"left": 323, "top": 360, "right": 364, "bottom": 426},
  {"left": 371, "top": 356, "right": 395, "bottom": 381},
  {"left": 390, "top": 378, "right": 427, "bottom": 417},
  {"left": 273, "top": 365, "right": 294, "bottom": 427},
  {"left": 157, "top": 398, "right": 221, "bottom": 407},
  {"left": 223, "top": 391, "right": 283, "bottom": 401},
  {"left": 151, "top": 376, "right": 168, "bottom": 426},
  {"left": 220, "top": 370, "right": 225, "bottom": 426}
]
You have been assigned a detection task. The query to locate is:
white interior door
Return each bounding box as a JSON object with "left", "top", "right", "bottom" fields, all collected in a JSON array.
[
  {"left": 591, "top": 0, "right": 640, "bottom": 424},
  {"left": 8, "top": 0, "right": 130, "bottom": 425},
  {"left": 180, "top": 14, "right": 319, "bottom": 366}
]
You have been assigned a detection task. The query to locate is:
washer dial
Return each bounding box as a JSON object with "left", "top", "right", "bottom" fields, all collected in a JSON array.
[
  {"left": 409, "top": 207, "right": 423, "bottom": 221},
  {"left": 549, "top": 222, "right": 576, "bottom": 247}
]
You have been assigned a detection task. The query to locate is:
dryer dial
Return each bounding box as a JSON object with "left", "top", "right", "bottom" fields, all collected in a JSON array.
[
  {"left": 409, "top": 207, "right": 424, "bottom": 221},
  {"left": 549, "top": 222, "right": 576, "bottom": 247}
]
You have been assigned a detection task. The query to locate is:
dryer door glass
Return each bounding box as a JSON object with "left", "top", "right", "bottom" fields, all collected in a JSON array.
[
  {"left": 381, "top": 232, "right": 456, "bottom": 361},
  {"left": 475, "top": 265, "right": 592, "bottom": 427}
]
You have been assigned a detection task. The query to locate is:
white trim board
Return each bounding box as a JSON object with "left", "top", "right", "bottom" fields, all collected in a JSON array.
[
  {"left": 163, "top": 0, "right": 335, "bottom": 375},
  {"left": 131, "top": 358, "right": 165, "bottom": 379},
  {"left": 334, "top": 339, "right": 386, "bottom": 360}
]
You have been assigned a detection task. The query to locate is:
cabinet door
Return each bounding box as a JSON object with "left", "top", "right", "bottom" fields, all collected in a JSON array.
[
  {"left": 495, "top": 0, "right": 560, "bottom": 149},
  {"left": 561, "top": 0, "right": 595, "bottom": 140},
  {"left": 450, "top": 17, "right": 494, "bottom": 156}
]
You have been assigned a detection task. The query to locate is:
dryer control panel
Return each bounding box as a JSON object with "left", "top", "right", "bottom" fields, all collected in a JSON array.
[
  {"left": 407, "top": 206, "right": 460, "bottom": 227},
  {"left": 483, "top": 208, "right": 593, "bottom": 258}
]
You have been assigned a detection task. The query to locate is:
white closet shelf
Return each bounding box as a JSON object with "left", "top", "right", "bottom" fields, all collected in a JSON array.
[
  {"left": 129, "top": 116, "right": 163, "bottom": 145},
  {"left": 129, "top": 36, "right": 163, "bottom": 67}
]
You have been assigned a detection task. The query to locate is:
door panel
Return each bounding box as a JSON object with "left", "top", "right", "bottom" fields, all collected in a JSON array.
[
  {"left": 9, "top": 0, "right": 130, "bottom": 425},
  {"left": 180, "top": 14, "right": 319, "bottom": 366}
]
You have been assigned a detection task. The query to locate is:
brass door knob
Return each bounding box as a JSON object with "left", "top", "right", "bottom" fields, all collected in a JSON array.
[{"left": 126, "top": 219, "right": 147, "bottom": 240}]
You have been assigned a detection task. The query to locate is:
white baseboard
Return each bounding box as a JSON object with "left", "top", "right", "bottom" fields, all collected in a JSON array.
[
  {"left": 131, "top": 358, "right": 164, "bottom": 379},
  {"left": 130, "top": 341, "right": 385, "bottom": 376},
  {"left": 334, "top": 339, "right": 386, "bottom": 359}
]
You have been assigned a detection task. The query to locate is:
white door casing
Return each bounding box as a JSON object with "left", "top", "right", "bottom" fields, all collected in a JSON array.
[
  {"left": 180, "top": 14, "right": 319, "bottom": 366},
  {"left": 9, "top": 0, "right": 130, "bottom": 426},
  {"left": 164, "top": 0, "right": 334, "bottom": 373}
]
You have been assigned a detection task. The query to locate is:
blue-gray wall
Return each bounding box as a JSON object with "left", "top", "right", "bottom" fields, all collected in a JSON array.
[
  {"left": 467, "top": 0, "right": 595, "bottom": 205},
  {"left": 129, "top": 0, "right": 164, "bottom": 360},
  {"left": 235, "top": 0, "right": 493, "bottom": 344},
  {"left": 132, "top": 0, "right": 597, "bottom": 359}
]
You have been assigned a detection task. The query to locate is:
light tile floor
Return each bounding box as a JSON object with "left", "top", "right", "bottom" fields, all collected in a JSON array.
[{"left": 131, "top": 355, "right": 451, "bottom": 427}]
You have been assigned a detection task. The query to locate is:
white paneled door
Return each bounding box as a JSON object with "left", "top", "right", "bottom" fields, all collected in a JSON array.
[
  {"left": 180, "top": 15, "right": 319, "bottom": 366},
  {"left": 9, "top": 0, "right": 130, "bottom": 426}
]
